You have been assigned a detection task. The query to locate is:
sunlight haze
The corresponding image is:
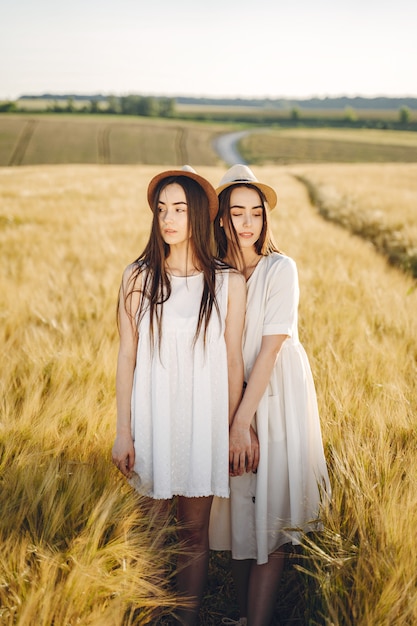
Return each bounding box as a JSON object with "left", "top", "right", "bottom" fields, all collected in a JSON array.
[{"left": 1, "top": 0, "right": 416, "bottom": 100}]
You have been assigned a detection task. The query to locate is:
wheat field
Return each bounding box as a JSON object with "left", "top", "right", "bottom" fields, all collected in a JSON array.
[
  {"left": 291, "top": 162, "right": 417, "bottom": 239},
  {"left": 1, "top": 164, "right": 417, "bottom": 625},
  {"left": 290, "top": 163, "right": 417, "bottom": 279}
]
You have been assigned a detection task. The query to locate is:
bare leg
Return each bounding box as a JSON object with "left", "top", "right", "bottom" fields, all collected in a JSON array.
[
  {"left": 230, "top": 559, "right": 252, "bottom": 617},
  {"left": 175, "top": 495, "right": 213, "bottom": 626},
  {"left": 141, "top": 496, "right": 172, "bottom": 526},
  {"left": 247, "top": 548, "right": 286, "bottom": 626},
  {"left": 229, "top": 548, "right": 286, "bottom": 626}
]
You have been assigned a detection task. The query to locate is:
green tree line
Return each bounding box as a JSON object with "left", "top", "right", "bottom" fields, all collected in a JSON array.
[
  {"left": 0, "top": 95, "right": 176, "bottom": 117},
  {"left": 0, "top": 96, "right": 415, "bottom": 130}
]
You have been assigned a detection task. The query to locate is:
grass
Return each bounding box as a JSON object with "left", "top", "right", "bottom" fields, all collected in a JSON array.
[{"left": 1, "top": 164, "right": 417, "bottom": 624}]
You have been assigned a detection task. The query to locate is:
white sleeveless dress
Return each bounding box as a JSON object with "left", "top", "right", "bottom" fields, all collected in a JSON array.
[
  {"left": 209, "top": 253, "right": 331, "bottom": 564},
  {"left": 129, "top": 270, "right": 230, "bottom": 500}
]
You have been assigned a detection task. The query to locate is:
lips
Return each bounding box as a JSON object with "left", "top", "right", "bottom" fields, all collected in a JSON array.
[{"left": 239, "top": 232, "right": 254, "bottom": 238}]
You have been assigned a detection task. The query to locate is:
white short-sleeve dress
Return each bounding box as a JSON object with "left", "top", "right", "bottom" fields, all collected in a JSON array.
[
  {"left": 129, "top": 269, "right": 231, "bottom": 500},
  {"left": 209, "top": 253, "right": 331, "bottom": 564}
]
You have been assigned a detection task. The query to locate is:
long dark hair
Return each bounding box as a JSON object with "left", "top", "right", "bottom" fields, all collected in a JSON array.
[
  {"left": 121, "top": 175, "right": 225, "bottom": 346},
  {"left": 214, "top": 183, "right": 280, "bottom": 268}
]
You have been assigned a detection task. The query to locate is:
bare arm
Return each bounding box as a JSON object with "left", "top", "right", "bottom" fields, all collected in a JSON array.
[
  {"left": 224, "top": 271, "right": 246, "bottom": 425},
  {"left": 224, "top": 271, "right": 247, "bottom": 474},
  {"left": 229, "top": 333, "right": 288, "bottom": 476},
  {"left": 112, "top": 265, "right": 140, "bottom": 477}
]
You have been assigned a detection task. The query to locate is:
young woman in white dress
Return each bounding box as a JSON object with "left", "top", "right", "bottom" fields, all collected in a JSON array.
[
  {"left": 210, "top": 165, "right": 331, "bottom": 626},
  {"left": 112, "top": 167, "right": 246, "bottom": 626}
]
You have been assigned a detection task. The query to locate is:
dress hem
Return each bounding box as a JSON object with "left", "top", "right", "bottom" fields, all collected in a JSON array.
[{"left": 134, "top": 489, "right": 230, "bottom": 500}]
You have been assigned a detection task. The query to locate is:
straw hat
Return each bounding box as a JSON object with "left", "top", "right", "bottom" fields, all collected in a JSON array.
[
  {"left": 216, "top": 164, "right": 277, "bottom": 210},
  {"left": 147, "top": 165, "right": 219, "bottom": 221}
]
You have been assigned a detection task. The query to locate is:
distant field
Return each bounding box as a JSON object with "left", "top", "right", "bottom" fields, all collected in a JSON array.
[
  {"left": 177, "top": 102, "right": 417, "bottom": 122},
  {"left": 0, "top": 114, "right": 234, "bottom": 167},
  {"left": 14, "top": 98, "right": 101, "bottom": 111},
  {"left": 239, "top": 127, "right": 417, "bottom": 164},
  {"left": 1, "top": 114, "right": 417, "bottom": 168},
  {"left": 16, "top": 99, "right": 417, "bottom": 122}
]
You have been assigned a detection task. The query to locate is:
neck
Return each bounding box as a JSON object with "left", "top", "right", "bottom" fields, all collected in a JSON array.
[
  {"left": 227, "top": 246, "right": 261, "bottom": 280},
  {"left": 242, "top": 247, "right": 260, "bottom": 267},
  {"left": 166, "top": 246, "right": 199, "bottom": 276}
]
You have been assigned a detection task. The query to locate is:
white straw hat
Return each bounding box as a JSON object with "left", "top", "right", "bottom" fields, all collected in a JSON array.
[{"left": 216, "top": 164, "right": 277, "bottom": 210}]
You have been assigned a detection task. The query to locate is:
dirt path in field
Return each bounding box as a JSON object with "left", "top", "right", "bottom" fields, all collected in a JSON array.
[{"left": 212, "top": 130, "right": 251, "bottom": 165}]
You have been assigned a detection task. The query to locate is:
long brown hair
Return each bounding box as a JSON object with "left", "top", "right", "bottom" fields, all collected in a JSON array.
[
  {"left": 214, "top": 183, "right": 280, "bottom": 268},
  {"left": 121, "top": 175, "right": 226, "bottom": 346}
]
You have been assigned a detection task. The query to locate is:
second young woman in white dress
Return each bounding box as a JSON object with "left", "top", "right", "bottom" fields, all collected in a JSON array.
[{"left": 209, "top": 165, "right": 331, "bottom": 626}]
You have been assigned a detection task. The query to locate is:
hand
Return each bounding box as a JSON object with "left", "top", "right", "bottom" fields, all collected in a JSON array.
[
  {"left": 229, "top": 421, "right": 253, "bottom": 477},
  {"left": 112, "top": 434, "right": 135, "bottom": 478}
]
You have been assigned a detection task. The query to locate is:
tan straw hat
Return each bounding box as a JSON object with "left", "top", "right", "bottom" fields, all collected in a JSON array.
[
  {"left": 216, "top": 164, "right": 277, "bottom": 210},
  {"left": 147, "top": 165, "right": 219, "bottom": 221}
]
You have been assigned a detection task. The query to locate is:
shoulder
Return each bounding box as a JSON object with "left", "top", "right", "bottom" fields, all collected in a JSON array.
[
  {"left": 214, "top": 261, "right": 244, "bottom": 284},
  {"left": 265, "top": 252, "right": 297, "bottom": 274},
  {"left": 121, "top": 261, "right": 146, "bottom": 290},
  {"left": 215, "top": 265, "right": 245, "bottom": 292},
  {"left": 228, "top": 268, "right": 246, "bottom": 290},
  {"left": 266, "top": 251, "right": 296, "bottom": 268},
  {"left": 262, "top": 253, "right": 298, "bottom": 287},
  {"left": 122, "top": 262, "right": 137, "bottom": 280}
]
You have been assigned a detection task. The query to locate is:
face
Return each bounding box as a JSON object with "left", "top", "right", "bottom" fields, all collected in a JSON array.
[
  {"left": 157, "top": 183, "right": 190, "bottom": 246},
  {"left": 222, "top": 187, "right": 264, "bottom": 250}
]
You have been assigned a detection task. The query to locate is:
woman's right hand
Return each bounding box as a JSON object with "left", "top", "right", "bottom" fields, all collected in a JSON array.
[
  {"left": 229, "top": 421, "right": 259, "bottom": 476},
  {"left": 112, "top": 434, "right": 135, "bottom": 478}
]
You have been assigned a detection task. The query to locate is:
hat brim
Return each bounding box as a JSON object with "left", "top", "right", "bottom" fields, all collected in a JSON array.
[
  {"left": 216, "top": 181, "right": 277, "bottom": 210},
  {"left": 147, "top": 170, "right": 219, "bottom": 221}
]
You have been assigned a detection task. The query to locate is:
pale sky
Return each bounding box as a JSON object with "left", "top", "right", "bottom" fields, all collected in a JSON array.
[{"left": 1, "top": 0, "right": 416, "bottom": 101}]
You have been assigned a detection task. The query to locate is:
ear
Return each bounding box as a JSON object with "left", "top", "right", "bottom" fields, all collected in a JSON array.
[{"left": 220, "top": 217, "right": 224, "bottom": 228}]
